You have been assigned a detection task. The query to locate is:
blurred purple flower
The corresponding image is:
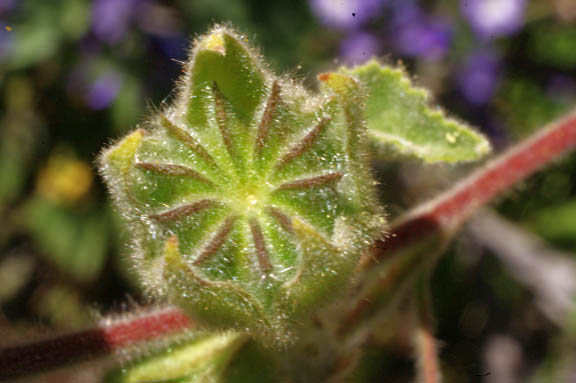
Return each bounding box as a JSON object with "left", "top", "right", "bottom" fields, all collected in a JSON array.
[
  {"left": 0, "top": 0, "right": 15, "bottom": 14},
  {"left": 0, "top": 22, "right": 13, "bottom": 60},
  {"left": 135, "top": 3, "right": 187, "bottom": 60},
  {"left": 91, "top": 0, "right": 142, "bottom": 44},
  {"left": 149, "top": 35, "right": 188, "bottom": 61},
  {"left": 547, "top": 75, "right": 576, "bottom": 101},
  {"left": 390, "top": 5, "right": 452, "bottom": 59},
  {"left": 461, "top": 0, "right": 526, "bottom": 39},
  {"left": 457, "top": 49, "right": 502, "bottom": 105},
  {"left": 86, "top": 71, "right": 124, "bottom": 110},
  {"left": 340, "top": 31, "right": 379, "bottom": 64},
  {"left": 309, "top": 0, "right": 387, "bottom": 30}
]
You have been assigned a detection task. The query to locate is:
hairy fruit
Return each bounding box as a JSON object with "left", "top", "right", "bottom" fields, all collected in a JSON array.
[{"left": 99, "top": 26, "right": 385, "bottom": 344}]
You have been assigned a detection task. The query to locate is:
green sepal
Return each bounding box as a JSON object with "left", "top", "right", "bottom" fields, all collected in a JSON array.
[
  {"left": 318, "top": 72, "right": 385, "bottom": 218},
  {"left": 185, "top": 27, "right": 266, "bottom": 128},
  {"left": 341, "top": 60, "right": 491, "bottom": 163},
  {"left": 105, "top": 331, "right": 249, "bottom": 383},
  {"left": 283, "top": 217, "right": 359, "bottom": 318},
  {"left": 162, "top": 236, "right": 269, "bottom": 332},
  {"left": 101, "top": 129, "right": 144, "bottom": 182},
  {"left": 98, "top": 129, "right": 145, "bottom": 216}
]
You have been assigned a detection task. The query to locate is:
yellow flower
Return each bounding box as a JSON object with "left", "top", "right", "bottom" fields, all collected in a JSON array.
[{"left": 36, "top": 151, "right": 93, "bottom": 204}]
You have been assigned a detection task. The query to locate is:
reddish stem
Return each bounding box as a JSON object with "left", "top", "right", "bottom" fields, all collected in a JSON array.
[
  {"left": 0, "top": 307, "right": 193, "bottom": 381},
  {"left": 347, "top": 109, "right": 576, "bottom": 335},
  {"left": 372, "top": 108, "right": 576, "bottom": 265},
  {"left": 414, "top": 324, "right": 441, "bottom": 383}
]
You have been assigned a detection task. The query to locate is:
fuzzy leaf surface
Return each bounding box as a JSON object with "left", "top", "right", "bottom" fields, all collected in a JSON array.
[
  {"left": 106, "top": 332, "right": 249, "bottom": 383},
  {"left": 342, "top": 60, "right": 491, "bottom": 163}
]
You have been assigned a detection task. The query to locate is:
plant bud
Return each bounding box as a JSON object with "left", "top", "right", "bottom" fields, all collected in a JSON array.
[{"left": 99, "top": 26, "right": 385, "bottom": 344}]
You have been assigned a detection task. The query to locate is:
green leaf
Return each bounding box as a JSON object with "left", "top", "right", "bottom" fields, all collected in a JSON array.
[
  {"left": 111, "top": 74, "right": 144, "bottom": 133},
  {"left": 526, "top": 198, "right": 576, "bottom": 244},
  {"left": 0, "top": 131, "right": 30, "bottom": 206},
  {"left": 20, "top": 197, "right": 109, "bottom": 283},
  {"left": 7, "top": 0, "right": 89, "bottom": 69},
  {"left": 529, "top": 23, "right": 576, "bottom": 70},
  {"left": 106, "top": 332, "right": 250, "bottom": 383},
  {"left": 341, "top": 60, "right": 491, "bottom": 163}
]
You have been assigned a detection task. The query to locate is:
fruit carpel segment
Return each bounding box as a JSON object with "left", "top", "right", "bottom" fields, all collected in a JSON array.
[
  {"left": 149, "top": 199, "right": 220, "bottom": 222},
  {"left": 254, "top": 81, "right": 281, "bottom": 153},
  {"left": 248, "top": 218, "right": 273, "bottom": 274},
  {"left": 135, "top": 162, "right": 216, "bottom": 186},
  {"left": 275, "top": 172, "right": 344, "bottom": 190},
  {"left": 273, "top": 117, "right": 331, "bottom": 170},
  {"left": 159, "top": 114, "right": 221, "bottom": 171},
  {"left": 192, "top": 215, "right": 238, "bottom": 267}
]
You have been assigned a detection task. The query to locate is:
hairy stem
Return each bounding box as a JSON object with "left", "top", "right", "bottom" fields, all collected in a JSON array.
[
  {"left": 343, "top": 109, "right": 576, "bottom": 335},
  {"left": 413, "top": 276, "right": 441, "bottom": 383},
  {"left": 414, "top": 324, "right": 442, "bottom": 383},
  {"left": 408, "top": 108, "right": 576, "bottom": 242},
  {"left": 0, "top": 307, "right": 193, "bottom": 381}
]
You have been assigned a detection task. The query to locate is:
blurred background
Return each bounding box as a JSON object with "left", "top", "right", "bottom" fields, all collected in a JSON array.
[{"left": 1, "top": 0, "right": 576, "bottom": 381}]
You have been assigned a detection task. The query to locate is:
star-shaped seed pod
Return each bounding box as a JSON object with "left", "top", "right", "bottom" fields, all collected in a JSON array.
[{"left": 99, "top": 26, "right": 385, "bottom": 345}]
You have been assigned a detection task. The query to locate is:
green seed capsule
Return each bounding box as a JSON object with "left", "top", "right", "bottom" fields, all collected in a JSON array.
[{"left": 99, "top": 26, "right": 386, "bottom": 345}]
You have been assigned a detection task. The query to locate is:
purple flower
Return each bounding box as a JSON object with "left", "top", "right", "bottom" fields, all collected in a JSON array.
[
  {"left": 340, "top": 31, "right": 379, "bottom": 64},
  {"left": 67, "top": 55, "right": 124, "bottom": 110},
  {"left": 309, "top": 0, "right": 387, "bottom": 30},
  {"left": 461, "top": 0, "right": 526, "bottom": 39},
  {"left": 547, "top": 75, "right": 576, "bottom": 101},
  {"left": 0, "top": 0, "right": 15, "bottom": 14},
  {"left": 457, "top": 49, "right": 502, "bottom": 105},
  {"left": 85, "top": 70, "right": 124, "bottom": 110},
  {"left": 149, "top": 35, "right": 188, "bottom": 61},
  {"left": 0, "top": 21, "right": 13, "bottom": 60},
  {"left": 91, "top": 0, "right": 142, "bottom": 44},
  {"left": 390, "top": 5, "right": 452, "bottom": 59}
]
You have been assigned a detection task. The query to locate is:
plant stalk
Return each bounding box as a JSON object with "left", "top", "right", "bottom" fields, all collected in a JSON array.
[{"left": 0, "top": 307, "right": 193, "bottom": 381}]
